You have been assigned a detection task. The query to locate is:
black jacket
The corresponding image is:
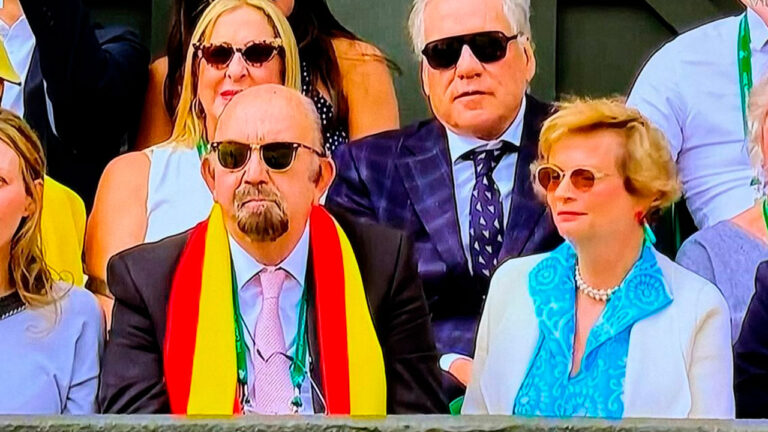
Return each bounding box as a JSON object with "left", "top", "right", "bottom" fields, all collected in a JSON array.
[
  {"left": 20, "top": 0, "right": 149, "bottom": 207},
  {"left": 99, "top": 207, "right": 448, "bottom": 414}
]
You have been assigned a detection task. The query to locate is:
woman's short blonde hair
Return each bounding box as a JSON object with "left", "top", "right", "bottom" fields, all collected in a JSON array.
[
  {"left": 536, "top": 97, "right": 681, "bottom": 217},
  {"left": 0, "top": 108, "right": 56, "bottom": 308},
  {"left": 168, "top": 0, "right": 301, "bottom": 149}
]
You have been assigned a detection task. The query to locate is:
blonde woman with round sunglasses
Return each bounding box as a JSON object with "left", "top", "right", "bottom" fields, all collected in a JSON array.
[
  {"left": 463, "top": 98, "right": 734, "bottom": 418},
  {"left": 85, "top": 0, "right": 301, "bottom": 326}
]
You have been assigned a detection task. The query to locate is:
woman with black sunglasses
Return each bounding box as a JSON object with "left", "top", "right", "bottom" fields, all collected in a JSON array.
[
  {"left": 462, "top": 98, "right": 734, "bottom": 418},
  {"left": 84, "top": 0, "right": 301, "bottom": 326},
  {"left": 135, "top": 0, "right": 399, "bottom": 153}
]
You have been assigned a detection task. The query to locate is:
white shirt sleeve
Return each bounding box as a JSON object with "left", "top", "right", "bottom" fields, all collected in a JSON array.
[{"left": 627, "top": 43, "right": 686, "bottom": 159}]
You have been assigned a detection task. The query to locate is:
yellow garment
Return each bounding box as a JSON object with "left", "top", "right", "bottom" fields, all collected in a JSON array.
[
  {"left": 0, "top": 35, "right": 20, "bottom": 83},
  {"left": 40, "top": 176, "right": 85, "bottom": 286}
]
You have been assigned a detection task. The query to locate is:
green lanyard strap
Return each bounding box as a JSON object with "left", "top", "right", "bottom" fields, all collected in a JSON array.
[
  {"left": 231, "top": 263, "right": 248, "bottom": 388},
  {"left": 231, "top": 266, "right": 310, "bottom": 412},
  {"left": 762, "top": 197, "right": 768, "bottom": 234},
  {"left": 739, "top": 13, "right": 754, "bottom": 138},
  {"left": 196, "top": 137, "right": 209, "bottom": 159}
]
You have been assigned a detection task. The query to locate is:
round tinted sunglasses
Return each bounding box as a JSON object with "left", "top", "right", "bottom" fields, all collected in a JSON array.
[
  {"left": 535, "top": 164, "right": 612, "bottom": 193},
  {"left": 421, "top": 31, "right": 521, "bottom": 70},
  {"left": 194, "top": 40, "right": 283, "bottom": 69},
  {"left": 210, "top": 140, "right": 327, "bottom": 172}
]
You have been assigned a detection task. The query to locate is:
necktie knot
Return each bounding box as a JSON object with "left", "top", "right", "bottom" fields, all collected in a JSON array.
[
  {"left": 469, "top": 140, "right": 513, "bottom": 179},
  {"left": 260, "top": 267, "right": 286, "bottom": 300}
]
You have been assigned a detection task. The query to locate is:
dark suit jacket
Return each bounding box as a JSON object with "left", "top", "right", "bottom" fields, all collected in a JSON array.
[
  {"left": 20, "top": 0, "right": 149, "bottom": 207},
  {"left": 327, "top": 95, "right": 562, "bottom": 355},
  {"left": 735, "top": 260, "right": 768, "bottom": 418},
  {"left": 99, "top": 208, "right": 448, "bottom": 414}
]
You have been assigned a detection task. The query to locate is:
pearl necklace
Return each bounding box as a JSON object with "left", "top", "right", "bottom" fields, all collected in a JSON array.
[{"left": 575, "top": 265, "right": 620, "bottom": 302}]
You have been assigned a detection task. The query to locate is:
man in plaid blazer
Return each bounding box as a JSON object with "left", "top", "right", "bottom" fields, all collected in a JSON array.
[{"left": 328, "top": 0, "right": 562, "bottom": 357}]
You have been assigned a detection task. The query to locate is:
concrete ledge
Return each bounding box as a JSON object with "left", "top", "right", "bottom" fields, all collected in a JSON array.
[{"left": 1, "top": 416, "right": 768, "bottom": 432}]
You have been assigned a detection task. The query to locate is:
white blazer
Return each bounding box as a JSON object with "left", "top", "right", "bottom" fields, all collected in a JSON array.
[{"left": 463, "top": 250, "right": 734, "bottom": 418}]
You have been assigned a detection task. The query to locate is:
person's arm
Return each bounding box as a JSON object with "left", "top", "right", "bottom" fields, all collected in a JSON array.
[
  {"left": 84, "top": 151, "right": 150, "bottom": 288},
  {"left": 19, "top": 0, "right": 149, "bottom": 151},
  {"left": 675, "top": 236, "right": 717, "bottom": 285},
  {"left": 382, "top": 232, "right": 448, "bottom": 414},
  {"left": 735, "top": 262, "right": 768, "bottom": 418},
  {"left": 134, "top": 58, "right": 174, "bottom": 150},
  {"left": 461, "top": 273, "right": 497, "bottom": 414},
  {"left": 99, "top": 253, "right": 169, "bottom": 413},
  {"left": 333, "top": 38, "right": 399, "bottom": 140},
  {"left": 688, "top": 281, "right": 735, "bottom": 418},
  {"left": 63, "top": 290, "right": 105, "bottom": 414},
  {"left": 326, "top": 143, "right": 378, "bottom": 222},
  {"left": 626, "top": 43, "right": 684, "bottom": 159}
]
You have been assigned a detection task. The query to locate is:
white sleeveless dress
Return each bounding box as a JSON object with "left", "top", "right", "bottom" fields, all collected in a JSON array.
[{"left": 144, "top": 145, "right": 213, "bottom": 243}]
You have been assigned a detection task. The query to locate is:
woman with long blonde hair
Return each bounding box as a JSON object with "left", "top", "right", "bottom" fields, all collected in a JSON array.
[
  {"left": 85, "top": 0, "right": 301, "bottom": 324},
  {"left": 0, "top": 108, "right": 103, "bottom": 413}
]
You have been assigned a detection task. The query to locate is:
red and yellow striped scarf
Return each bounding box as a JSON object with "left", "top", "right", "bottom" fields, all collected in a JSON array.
[{"left": 163, "top": 204, "right": 386, "bottom": 415}]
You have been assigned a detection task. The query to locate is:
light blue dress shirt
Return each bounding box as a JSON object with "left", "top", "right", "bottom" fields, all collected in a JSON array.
[
  {"left": 228, "top": 223, "right": 313, "bottom": 414},
  {"left": 446, "top": 96, "right": 526, "bottom": 271},
  {"left": 0, "top": 15, "right": 34, "bottom": 117},
  {"left": 628, "top": 9, "right": 768, "bottom": 228}
]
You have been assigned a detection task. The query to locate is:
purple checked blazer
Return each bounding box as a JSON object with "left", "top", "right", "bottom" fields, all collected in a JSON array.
[{"left": 327, "top": 95, "right": 562, "bottom": 355}]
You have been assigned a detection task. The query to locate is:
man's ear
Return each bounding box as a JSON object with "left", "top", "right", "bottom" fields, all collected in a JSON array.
[
  {"left": 521, "top": 38, "right": 536, "bottom": 82},
  {"left": 420, "top": 61, "right": 430, "bottom": 98},
  {"left": 201, "top": 156, "right": 217, "bottom": 200},
  {"left": 314, "top": 157, "right": 336, "bottom": 203}
]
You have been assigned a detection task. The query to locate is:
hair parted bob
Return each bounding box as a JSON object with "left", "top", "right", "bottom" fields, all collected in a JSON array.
[
  {"left": 407, "top": 0, "right": 532, "bottom": 56},
  {"left": 534, "top": 97, "right": 682, "bottom": 219},
  {"left": 168, "top": 0, "right": 301, "bottom": 149},
  {"left": 0, "top": 108, "right": 58, "bottom": 309}
]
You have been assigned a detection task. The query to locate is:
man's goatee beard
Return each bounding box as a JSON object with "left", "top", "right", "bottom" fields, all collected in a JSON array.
[{"left": 234, "top": 184, "right": 289, "bottom": 242}]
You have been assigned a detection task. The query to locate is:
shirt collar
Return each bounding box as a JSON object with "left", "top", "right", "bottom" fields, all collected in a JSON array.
[
  {"left": 228, "top": 222, "right": 310, "bottom": 290},
  {"left": 748, "top": 8, "right": 768, "bottom": 51},
  {"left": 0, "top": 15, "right": 29, "bottom": 40},
  {"left": 446, "top": 96, "right": 527, "bottom": 164}
]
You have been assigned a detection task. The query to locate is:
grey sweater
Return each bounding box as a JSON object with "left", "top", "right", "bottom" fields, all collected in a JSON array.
[
  {"left": 676, "top": 220, "right": 768, "bottom": 343},
  {"left": 0, "top": 284, "right": 103, "bottom": 414}
]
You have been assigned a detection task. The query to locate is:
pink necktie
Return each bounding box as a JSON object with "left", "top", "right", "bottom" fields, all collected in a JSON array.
[{"left": 252, "top": 267, "right": 294, "bottom": 414}]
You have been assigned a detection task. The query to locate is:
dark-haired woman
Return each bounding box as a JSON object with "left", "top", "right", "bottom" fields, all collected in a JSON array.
[{"left": 135, "top": 0, "right": 399, "bottom": 152}]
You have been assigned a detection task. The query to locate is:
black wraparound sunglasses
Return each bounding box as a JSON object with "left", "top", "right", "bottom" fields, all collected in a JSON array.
[
  {"left": 421, "top": 31, "right": 521, "bottom": 70},
  {"left": 194, "top": 40, "right": 284, "bottom": 69},
  {"left": 210, "top": 140, "right": 327, "bottom": 172}
]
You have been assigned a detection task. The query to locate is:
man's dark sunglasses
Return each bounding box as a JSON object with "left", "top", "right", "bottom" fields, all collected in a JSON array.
[
  {"left": 210, "top": 140, "right": 327, "bottom": 171},
  {"left": 194, "top": 40, "right": 283, "bottom": 69},
  {"left": 421, "top": 31, "right": 521, "bottom": 70}
]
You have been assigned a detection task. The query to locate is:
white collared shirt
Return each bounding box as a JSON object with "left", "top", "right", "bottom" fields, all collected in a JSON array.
[
  {"left": 228, "top": 223, "right": 313, "bottom": 414},
  {"left": 0, "top": 14, "right": 34, "bottom": 117},
  {"left": 446, "top": 96, "right": 526, "bottom": 272},
  {"left": 628, "top": 9, "right": 768, "bottom": 228}
]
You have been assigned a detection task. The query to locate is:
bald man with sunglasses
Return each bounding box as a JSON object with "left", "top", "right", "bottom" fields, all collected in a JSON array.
[
  {"left": 99, "top": 85, "right": 447, "bottom": 415},
  {"left": 328, "top": 0, "right": 562, "bottom": 363}
]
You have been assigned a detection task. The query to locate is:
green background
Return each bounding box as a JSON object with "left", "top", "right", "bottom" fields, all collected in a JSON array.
[{"left": 85, "top": 0, "right": 745, "bottom": 125}]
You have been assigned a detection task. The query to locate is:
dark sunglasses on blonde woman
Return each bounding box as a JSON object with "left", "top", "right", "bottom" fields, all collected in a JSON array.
[
  {"left": 535, "top": 164, "right": 611, "bottom": 193},
  {"left": 210, "top": 140, "right": 327, "bottom": 171},
  {"left": 194, "top": 40, "right": 284, "bottom": 69}
]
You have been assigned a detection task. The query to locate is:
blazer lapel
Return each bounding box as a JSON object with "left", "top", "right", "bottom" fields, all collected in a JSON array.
[
  {"left": 395, "top": 120, "right": 467, "bottom": 271},
  {"left": 501, "top": 95, "right": 552, "bottom": 260}
]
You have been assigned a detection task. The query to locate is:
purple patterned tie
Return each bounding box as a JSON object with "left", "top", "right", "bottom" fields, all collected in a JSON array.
[
  {"left": 468, "top": 143, "right": 509, "bottom": 278},
  {"left": 252, "top": 267, "right": 294, "bottom": 414}
]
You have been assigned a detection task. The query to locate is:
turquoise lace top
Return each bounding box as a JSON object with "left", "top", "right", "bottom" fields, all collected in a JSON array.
[{"left": 513, "top": 242, "right": 672, "bottom": 418}]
